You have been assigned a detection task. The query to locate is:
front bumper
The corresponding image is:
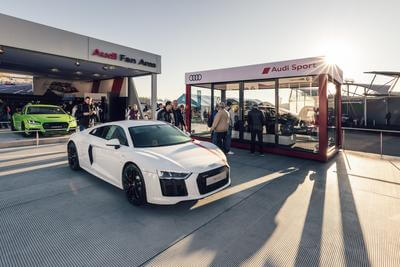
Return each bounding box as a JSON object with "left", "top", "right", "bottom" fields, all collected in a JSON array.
[
  {"left": 25, "top": 121, "right": 77, "bottom": 133},
  {"left": 143, "top": 166, "right": 231, "bottom": 205}
]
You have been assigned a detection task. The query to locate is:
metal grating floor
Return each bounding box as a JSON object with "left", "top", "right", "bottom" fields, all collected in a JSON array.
[{"left": 0, "top": 145, "right": 399, "bottom": 266}]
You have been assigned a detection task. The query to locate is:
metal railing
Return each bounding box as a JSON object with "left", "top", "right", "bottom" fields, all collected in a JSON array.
[
  {"left": 0, "top": 122, "right": 76, "bottom": 148},
  {"left": 342, "top": 127, "right": 400, "bottom": 158}
]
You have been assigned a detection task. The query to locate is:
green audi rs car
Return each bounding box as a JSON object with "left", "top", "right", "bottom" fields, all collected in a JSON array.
[{"left": 11, "top": 104, "right": 77, "bottom": 136}]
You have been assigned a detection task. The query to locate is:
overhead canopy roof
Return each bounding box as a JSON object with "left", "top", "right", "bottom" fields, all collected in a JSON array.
[
  {"left": 364, "top": 71, "right": 400, "bottom": 77},
  {"left": 185, "top": 56, "right": 343, "bottom": 88},
  {"left": 0, "top": 13, "right": 161, "bottom": 81},
  {"left": 343, "top": 82, "right": 392, "bottom": 95},
  {"left": 0, "top": 46, "right": 150, "bottom": 81}
]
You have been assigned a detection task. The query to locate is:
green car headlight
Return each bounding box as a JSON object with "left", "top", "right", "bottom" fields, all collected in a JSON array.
[{"left": 27, "top": 120, "right": 41, "bottom": 125}]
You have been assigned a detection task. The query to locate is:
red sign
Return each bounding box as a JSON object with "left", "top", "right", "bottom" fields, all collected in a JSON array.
[
  {"left": 92, "top": 49, "right": 117, "bottom": 60},
  {"left": 91, "top": 48, "right": 157, "bottom": 68},
  {"left": 262, "top": 67, "right": 271, "bottom": 74}
]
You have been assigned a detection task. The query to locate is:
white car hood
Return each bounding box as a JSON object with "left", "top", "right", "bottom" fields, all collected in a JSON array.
[{"left": 136, "top": 140, "right": 227, "bottom": 173}]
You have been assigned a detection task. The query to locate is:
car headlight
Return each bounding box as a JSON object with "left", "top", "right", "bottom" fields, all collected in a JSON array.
[
  {"left": 157, "top": 170, "right": 191, "bottom": 180},
  {"left": 27, "top": 120, "right": 40, "bottom": 125}
]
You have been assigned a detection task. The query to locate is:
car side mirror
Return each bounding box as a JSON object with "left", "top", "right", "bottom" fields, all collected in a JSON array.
[{"left": 106, "top": 138, "right": 121, "bottom": 149}]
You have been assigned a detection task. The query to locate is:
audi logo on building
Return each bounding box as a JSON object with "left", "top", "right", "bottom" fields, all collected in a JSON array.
[{"left": 189, "top": 74, "right": 202, "bottom": 81}]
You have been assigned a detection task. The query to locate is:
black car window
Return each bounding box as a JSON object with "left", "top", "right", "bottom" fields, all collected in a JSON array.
[
  {"left": 109, "top": 126, "right": 128, "bottom": 146},
  {"left": 90, "top": 126, "right": 110, "bottom": 139},
  {"left": 129, "top": 124, "right": 191, "bottom": 148}
]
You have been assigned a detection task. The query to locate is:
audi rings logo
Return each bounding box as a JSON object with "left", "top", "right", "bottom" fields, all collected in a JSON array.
[{"left": 189, "top": 74, "right": 202, "bottom": 81}]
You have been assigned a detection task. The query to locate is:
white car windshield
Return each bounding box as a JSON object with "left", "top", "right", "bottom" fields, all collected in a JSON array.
[{"left": 129, "top": 124, "right": 191, "bottom": 147}]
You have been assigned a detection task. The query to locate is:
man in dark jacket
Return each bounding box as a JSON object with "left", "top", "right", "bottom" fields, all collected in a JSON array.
[
  {"left": 172, "top": 100, "right": 185, "bottom": 130},
  {"left": 247, "top": 103, "right": 265, "bottom": 155},
  {"left": 157, "top": 100, "right": 173, "bottom": 123},
  {"left": 78, "top": 97, "right": 91, "bottom": 131}
]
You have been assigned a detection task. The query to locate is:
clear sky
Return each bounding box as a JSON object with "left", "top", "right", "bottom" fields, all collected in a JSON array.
[{"left": 1, "top": 0, "right": 399, "bottom": 99}]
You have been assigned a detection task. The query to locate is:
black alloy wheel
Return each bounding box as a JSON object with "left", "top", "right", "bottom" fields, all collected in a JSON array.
[
  {"left": 67, "top": 142, "right": 81, "bottom": 170},
  {"left": 122, "top": 164, "right": 147, "bottom": 206}
]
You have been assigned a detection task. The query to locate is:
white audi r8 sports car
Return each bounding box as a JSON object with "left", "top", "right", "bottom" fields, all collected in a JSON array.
[{"left": 67, "top": 120, "right": 230, "bottom": 205}]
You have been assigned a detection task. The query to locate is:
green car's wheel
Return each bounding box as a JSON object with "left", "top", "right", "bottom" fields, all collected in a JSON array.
[
  {"left": 21, "top": 122, "right": 31, "bottom": 137},
  {"left": 10, "top": 119, "right": 16, "bottom": 131}
]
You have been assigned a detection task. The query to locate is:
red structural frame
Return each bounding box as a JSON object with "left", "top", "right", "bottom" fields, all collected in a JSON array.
[{"left": 185, "top": 74, "right": 342, "bottom": 162}]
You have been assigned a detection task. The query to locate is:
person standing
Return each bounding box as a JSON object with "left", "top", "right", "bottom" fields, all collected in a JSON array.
[
  {"left": 172, "top": 100, "right": 185, "bottom": 130},
  {"left": 89, "top": 98, "right": 97, "bottom": 127},
  {"left": 155, "top": 103, "right": 163, "bottom": 120},
  {"left": 208, "top": 104, "right": 219, "bottom": 145},
  {"left": 129, "top": 104, "right": 139, "bottom": 120},
  {"left": 225, "top": 101, "right": 235, "bottom": 155},
  {"left": 99, "top": 97, "right": 107, "bottom": 123},
  {"left": 157, "top": 101, "right": 173, "bottom": 123},
  {"left": 78, "top": 97, "right": 91, "bottom": 131},
  {"left": 179, "top": 104, "right": 187, "bottom": 131},
  {"left": 211, "top": 102, "right": 230, "bottom": 153},
  {"left": 125, "top": 106, "right": 132, "bottom": 120},
  {"left": 247, "top": 103, "right": 265, "bottom": 156}
]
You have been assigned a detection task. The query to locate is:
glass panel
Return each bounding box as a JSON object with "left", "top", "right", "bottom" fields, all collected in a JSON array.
[
  {"left": 243, "top": 80, "right": 276, "bottom": 145},
  {"left": 278, "top": 76, "right": 319, "bottom": 153},
  {"left": 190, "top": 86, "right": 220, "bottom": 137},
  {"left": 226, "top": 89, "right": 240, "bottom": 139},
  {"left": 214, "top": 83, "right": 240, "bottom": 91},
  {"left": 328, "top": 81, "right": 337, "bottom": 149}
]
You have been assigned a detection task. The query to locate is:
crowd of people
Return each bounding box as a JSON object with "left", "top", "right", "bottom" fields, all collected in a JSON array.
[
  {"left": 74, "top": 96, "right": 107, "bottom": 131},
  {"left": 1, "top": 94, "right": 265, "bottom": 156},
  {"left": 206, "top": 101, "right": 266, "bottom": 156},
  {"left": 156, "top": 100, "right": 186, "bottom": 131}
]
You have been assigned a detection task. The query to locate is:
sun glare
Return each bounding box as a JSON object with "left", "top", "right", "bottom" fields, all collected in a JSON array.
[
  {"left": 319, "top": 40, "right": 352, "bottom": 67},
  {"left": 325, "top": 53, "right": 338, "bottom": 65}
]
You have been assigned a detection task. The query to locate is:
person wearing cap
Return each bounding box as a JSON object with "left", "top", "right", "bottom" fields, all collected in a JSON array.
[
  {"left": 247, "top": 103, "right": 265, "bottom": 156},
  {"left": 210, "top": 102, "right": 230, "bottom": 153}
]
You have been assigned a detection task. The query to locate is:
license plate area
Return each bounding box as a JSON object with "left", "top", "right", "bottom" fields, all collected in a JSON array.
[{"left": 206, "top": 170, "right": 227, "bottom": 186}]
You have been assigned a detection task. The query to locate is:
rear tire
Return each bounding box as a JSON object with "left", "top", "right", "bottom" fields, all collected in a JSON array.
[
  {"left": 67, "top": 142, "right": 81, "bottom": 170},
  {"left": 122, "top": 163, "right": 147, "bottom": 206}
]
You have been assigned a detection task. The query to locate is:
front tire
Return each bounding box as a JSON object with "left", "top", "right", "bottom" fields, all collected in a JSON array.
[
  {"left": 67, "top": 142, "right": 81, "bottom": 170},
  {"left": 122, "top": 163, "right": 147, "bottom": 206},
  {"left": 21, "top": 122, "right": 31, "bottom": 137},
  {"left": 11, "top": 119, "right": 16, "bottom": 131}
]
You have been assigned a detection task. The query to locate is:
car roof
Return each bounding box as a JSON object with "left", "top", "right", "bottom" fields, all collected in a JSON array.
[{"left": 97, "top": 120, "right": 167, "bottom": 128}]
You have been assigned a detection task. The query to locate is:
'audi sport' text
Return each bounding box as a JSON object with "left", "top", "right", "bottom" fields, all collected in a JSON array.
[{"left": 262, "top": 63, "right": 317, "bottom": 75}]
